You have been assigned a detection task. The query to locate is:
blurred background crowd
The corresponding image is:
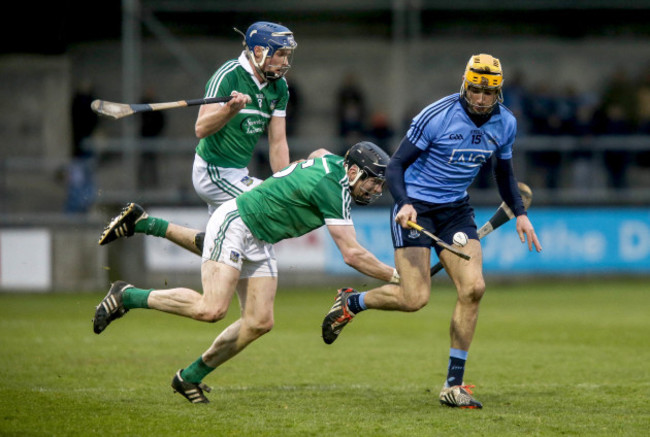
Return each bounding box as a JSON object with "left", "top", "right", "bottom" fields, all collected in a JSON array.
[
  {"left": 2, "top": 0, "right": 650, "bottom": 216},
  {"left": 2, "top": 0, "right": 650, "bottom": 291}
]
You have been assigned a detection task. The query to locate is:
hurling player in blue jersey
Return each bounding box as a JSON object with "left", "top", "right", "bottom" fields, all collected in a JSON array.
[{"left": 322, "top": 54, "right": 542, "bottom": 409}]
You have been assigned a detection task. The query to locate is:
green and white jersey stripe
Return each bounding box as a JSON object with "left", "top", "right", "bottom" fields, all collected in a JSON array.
[
  {"left": 236, "top": 154, "right": 353, "bottom": 244},
  {"left": 196, "top": 51, "right": 290, "bottom": 169}
]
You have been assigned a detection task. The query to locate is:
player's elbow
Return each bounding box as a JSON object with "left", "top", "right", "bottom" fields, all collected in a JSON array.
[
  {"left": 195, "top": 124, "right": 209, "bottom": 139},
  {"left": 308, "top": 148, "right": 331, "bottom": 159},
  {"left": 340, "top": 248, "right": 363, "bottom": 269}
]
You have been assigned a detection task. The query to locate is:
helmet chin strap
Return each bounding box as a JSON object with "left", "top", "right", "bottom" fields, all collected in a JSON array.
[
  {"left": 462, "top": 92, "right": 499, "bottom": 115},
  {"left": 347, "top": 165, "right": 379, "bottom": 205},
  {"left": 245, "top": 46, "right": 270, "bottom": 82},
  {"left": 348, "top": 165, "right": 363, "bottom": 186}
]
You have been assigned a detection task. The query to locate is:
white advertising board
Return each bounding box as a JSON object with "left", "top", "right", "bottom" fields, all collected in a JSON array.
[{"left": 0, "top": 229, "right": 51, "bottom": 290}]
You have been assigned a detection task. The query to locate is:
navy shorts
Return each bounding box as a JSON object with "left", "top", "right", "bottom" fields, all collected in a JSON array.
[{"left": 390, "top": 196, "right": 478, "bottom": 257}]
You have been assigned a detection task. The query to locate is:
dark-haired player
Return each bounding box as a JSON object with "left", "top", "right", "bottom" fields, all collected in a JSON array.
[{"left": 93, "top": 142, "right": 401, "bottom": 403}]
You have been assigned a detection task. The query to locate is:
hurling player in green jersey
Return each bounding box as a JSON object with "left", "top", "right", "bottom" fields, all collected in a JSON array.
[
  {"left": 93, "top": 142, "right": 401, "bottom": 403},
  {"left": 102, "top": 23, "right": 300, "bottom": 266},
  {"left": 192, "top": 22, "right": 297, "bottom": 216}
]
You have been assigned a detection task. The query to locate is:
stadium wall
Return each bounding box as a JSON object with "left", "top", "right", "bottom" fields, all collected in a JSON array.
[
  {"left": 142, "top": 206, "right": 650, "bottom": 278},
  {"left": 0, "top": 206, "right": 648, "bottom": 293},
  {"left": 68, "top": 35, "right": 650, "bottom": 142}
]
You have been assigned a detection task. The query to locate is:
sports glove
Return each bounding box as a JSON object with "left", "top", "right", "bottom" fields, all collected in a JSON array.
[{"left": 389, "top": 268, "right": 400, "bottom": 284}]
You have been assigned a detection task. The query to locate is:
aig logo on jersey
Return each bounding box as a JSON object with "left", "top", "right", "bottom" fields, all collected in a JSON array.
[{"left": 449, "top": 149, "right": 493, "bottom": 167}]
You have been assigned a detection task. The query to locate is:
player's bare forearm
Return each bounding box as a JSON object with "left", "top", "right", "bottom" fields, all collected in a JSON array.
[
  {"left": 195, "top": 92, "right": 250, "bottom": 138},
  {"left": 343, "top": 247, "right": 395, "bottom": 282},
  {"left": 268, "top": 117, "right": 290, "bottom": 172},
  {"left": 328, "top": 224, "right": 395, "bottom": 282},
  {"left": 269, "top": 140, "right": 290, "bottom": 172},
  {"left": 195, "top": 105, "right": 234, "bottom": 138}
]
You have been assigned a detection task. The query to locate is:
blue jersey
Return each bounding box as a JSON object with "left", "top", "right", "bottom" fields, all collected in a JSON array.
[{"left": 405, "top": 93, "right": 517, "bottom": 203}]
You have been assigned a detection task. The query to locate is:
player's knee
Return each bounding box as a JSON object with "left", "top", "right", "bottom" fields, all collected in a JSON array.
[
  {"left": 244, "top": 317, "right": 274, "bottom": 338},
  {"left": 195, "top": 306, "right": 228, "bottom": 323},
  {"left": 459, "top": 279, "right": 485, "bottom": 303},
  {"left": 401, "top": 288, "right": 430, "bottom": 312}
]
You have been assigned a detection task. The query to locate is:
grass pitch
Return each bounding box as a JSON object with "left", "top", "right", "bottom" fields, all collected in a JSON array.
[{"left": 1, "top": 278, "right": 648, "bottom": 436}]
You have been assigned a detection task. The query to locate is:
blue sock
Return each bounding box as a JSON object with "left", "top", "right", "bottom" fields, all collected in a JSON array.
[
  {"left": 446, "top": 348, "right": 468, "bottom": 387},
  {"left": 346, "top": 292, "right": 367, "bottom": 314}
]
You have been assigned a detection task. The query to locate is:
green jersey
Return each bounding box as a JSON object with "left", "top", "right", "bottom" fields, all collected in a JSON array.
[
  {"left": 195, "top": 51, "right": 290, "bottom": 169},
  {"left": 236, "top": 154, "right": 353, "bottom": 244}
]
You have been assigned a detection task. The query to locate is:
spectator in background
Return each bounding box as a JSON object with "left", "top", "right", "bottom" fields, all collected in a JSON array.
[
  {"left": 336, "top": 72, "right": 367, "bottom": 151},
  {"left": 66, "top": 79, "right": 98, "bottom": 213},
  {"left": 598, "top": 67, "right": 637, "bottom": 135},
  {"left": 253, "top": 81, "right": 303, "bottom": 179},
  {"left": 569, "top": 90, "right": 602, "bottom": 191},
  {"left": 286, "top": 82, "right": 301, "bottom": 137},
  {"left": 554, "top": 85, "right": 580, "bottom": 135},
  {"left": 139, "top": 87, "right": 166, "bottom": 189},
  {"left": 573, "top": 89, "right": 601, "bottom": 137},
  {"left": 526, "top": 82, "right": 562, "bottom": 189},
  {"left": 635, "top": 64, "right": 650, "bottom": 134},
  {"left": 501, "top": 68, "right": 530, "bottom": 135},
  {"left": 635, "top": 65, "right": 650, "bottom": 171},
  {"left": 368, "top": 110, "right": 394, "bottom": 154},
  {"left": 596, "top": 68, "right": 637, "bottom": 188},
  {"left": 526, "top": 81, "right": 556, "bottom": 135}
]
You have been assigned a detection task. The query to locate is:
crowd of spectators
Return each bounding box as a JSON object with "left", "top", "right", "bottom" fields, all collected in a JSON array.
[
  {"left": 502, "top": 65, "right": 650, "bottom": 189},
  {"left": 503, "top": 66, "right": 650, "bottom": 137},
  {"left": 333, "top": 66, "right": 650, "bottom": 191}
]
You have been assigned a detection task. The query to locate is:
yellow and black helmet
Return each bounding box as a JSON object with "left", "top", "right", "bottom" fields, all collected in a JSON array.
[
  {"left": 463, "top": 54, "right": 503, "bottom": 89},
  {"left": 460, "top": 54, "right": 504, "bottom": 110}
]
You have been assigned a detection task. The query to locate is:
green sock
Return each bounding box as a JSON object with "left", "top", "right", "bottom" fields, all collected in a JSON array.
[
  {"left": 122, "top": 287, "right": 153, "bottom": 309},
  {"left": 134, "top": 217, "right": 169, "bottom": 238},
  {"left": 181, "top": 357, "right": 216, "bottom": 384}
]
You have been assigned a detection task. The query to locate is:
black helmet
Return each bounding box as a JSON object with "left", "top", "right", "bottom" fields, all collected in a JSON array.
[{"left": 344, "top": 141, "right": 390, "bottom": 205}]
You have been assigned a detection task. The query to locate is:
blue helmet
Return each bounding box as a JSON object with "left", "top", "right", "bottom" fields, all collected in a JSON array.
[{"left": 240, "top": 21, "right": 297, "bottom": 81}]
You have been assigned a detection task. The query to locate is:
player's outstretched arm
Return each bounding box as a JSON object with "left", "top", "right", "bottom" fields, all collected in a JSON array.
[{"left": 326, "top": 224, "right": 398, "bottom": 283}]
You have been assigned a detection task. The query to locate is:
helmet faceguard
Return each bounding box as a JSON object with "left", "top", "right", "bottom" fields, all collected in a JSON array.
[
  {"left": 460, "top": 54, "right": 504, "bottom": 114},
  {"left": 344, "top": 141, "right": 390, "bottom": 205},
  {"left": 235, "top": 22, "right": 297, "bottom": 82}
]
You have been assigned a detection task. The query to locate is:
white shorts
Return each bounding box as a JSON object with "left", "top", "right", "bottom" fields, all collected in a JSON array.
[
  {"left": 202, "top": 199, "right": 277, "bottom": 279},
  {"left": 192, "top": 154, "right": 263, "bottom": 215}
]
